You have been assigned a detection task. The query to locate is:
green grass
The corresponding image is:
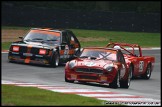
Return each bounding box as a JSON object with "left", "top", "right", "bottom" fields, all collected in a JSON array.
[
  {"left": 71, "top": 29, "right": 160, "bottom": 47},
  {"left": 2, "top": 42, "right": 12, "bottom": 50},
  {"left": 2, "top": 84, "right": 108, "bottom": 106},
  {"left": 1, "top": 26, "right": 160, "bottom": 50}
]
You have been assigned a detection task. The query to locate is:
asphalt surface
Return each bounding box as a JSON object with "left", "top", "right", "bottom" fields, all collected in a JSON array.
[{"left": 2, "top": 50, "right": 161, "bottom": 100}]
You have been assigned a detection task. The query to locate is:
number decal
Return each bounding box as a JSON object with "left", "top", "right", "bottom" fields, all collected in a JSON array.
[
  {"left": 64, "top": 45, "right": 69, "bottom": 55},
  {"left": 63, "top": 45, "right": 69, "bottom": 58},
  {"left": 139, "top": 61, "right": 144, "bottom": 72}
]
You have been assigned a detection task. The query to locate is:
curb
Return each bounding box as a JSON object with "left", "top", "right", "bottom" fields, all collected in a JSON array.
[
  {"left": 2, "top": 50, "right": 9, "bottom": 53},
  {"left": 2, "top": 80, "right": 161, "bottom": 106}
]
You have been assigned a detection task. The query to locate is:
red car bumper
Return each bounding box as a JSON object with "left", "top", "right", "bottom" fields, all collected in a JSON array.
[{"left": 65, "top": 68, "right": 117, "bottom": 84}]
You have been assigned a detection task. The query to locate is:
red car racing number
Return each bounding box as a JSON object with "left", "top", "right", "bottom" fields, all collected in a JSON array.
[{"left": 139, "top": 61, "right": 144, "bottom": 72}]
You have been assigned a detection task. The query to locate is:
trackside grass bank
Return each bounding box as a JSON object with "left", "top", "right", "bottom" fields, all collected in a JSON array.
[
  {"left": 2, "top": 26, "right": 160, "bottom": 50},
  {"left": 72, "top": 29, "right": 160, "bottom": 48},
  {"left": 2, "top": 84, "right": 110, "bottom": 106}
]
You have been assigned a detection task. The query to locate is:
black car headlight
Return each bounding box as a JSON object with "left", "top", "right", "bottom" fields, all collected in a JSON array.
[
  {"left": 69, "top": 60, "right": 76, "bottom": 69},
  {"left": 104, "top": 64, "right": 114, "bottom": 72}
]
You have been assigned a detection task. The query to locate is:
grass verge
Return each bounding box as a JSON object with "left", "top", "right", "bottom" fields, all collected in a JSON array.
[
  {"left": 1, "top": 26, "right": 160, "bottom": 50},
  {"left": 71, "top": 29, "right": 160, "bottom": 47},
  {"left": 2, "top": 84, "right": 108, "bottom": 106},
  {"left": 2, "top": 42, "right": 12, "bottom": 50}
]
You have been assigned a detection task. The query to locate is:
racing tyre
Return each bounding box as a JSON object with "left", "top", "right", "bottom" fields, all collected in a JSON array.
[
  {"left": 129, "top": 64, "right": 135, "bottom": 79},
  {"left": 120, "top": 66, "right": 132, "bottom": 88},
  {"left": 109, "top": 71, "right": 120, "bottom": 88},
  {"left": 51, "top": 52, "right": 60, "bottom": 68},
  {"left": 75, "top": 48, "right": 81, "bottom": 56},
  {"left": 8, "top": 55, "right": 14, "bottom": 63},
  {"left": 141, "top": 64, "right": 152, "bottom": 79},
  {"left": 65, "top": 76, "right": 74, "bottom": 83},
  {"left": 8, "top": 59, "right": 14, "bottom": 63}
]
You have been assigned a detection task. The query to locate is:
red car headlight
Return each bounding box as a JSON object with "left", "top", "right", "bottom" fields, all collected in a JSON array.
[
  {"left": 39, "top": 49, "right": 46, "bottom": 55},
  {"left": 104, "top": 64, "right": 114, "bottom": 72},
  {"left": 69, "top": 60, "right": 77, "bottom": 69},
  {"left": 13, "top": 46, "right": 20, "bottom": 52}
]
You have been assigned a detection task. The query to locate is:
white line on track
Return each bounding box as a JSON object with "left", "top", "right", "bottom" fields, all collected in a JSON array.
[
  {"left": 78, "top": 94, "right": 135, "bottom": 97},
  {"left": 49, "top": 89, "right": 111, "bottom": 93}
]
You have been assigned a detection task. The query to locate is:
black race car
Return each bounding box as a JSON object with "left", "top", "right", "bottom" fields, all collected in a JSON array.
[{"left": 8, "top": 28, "right": 81, "bottom": 67}]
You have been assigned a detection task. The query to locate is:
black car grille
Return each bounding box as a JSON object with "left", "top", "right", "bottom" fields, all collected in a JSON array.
[
  {"left": 18, "top": 46, "right": 46, "bottom": 55},
  {"left": 19, "top": 46, "right": 27, "bottom": 53},
  {"left": 79, "top": 75, "right": 98, "bottom": 80},
  {"left": 75, "top": 68, "right": 103, "bottom": 74},
  {"left": 30, "top": 48, "right": 40, "bottom": 54}
]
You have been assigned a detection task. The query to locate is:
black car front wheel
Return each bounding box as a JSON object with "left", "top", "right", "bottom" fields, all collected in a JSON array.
[
  {"left": 74, "top": 48, "right": 81, "bottom": 56},
  {"left": 51, "top": 52, "right": 60, "bottom": 68},
  {"left": 8, "top": 60, "right": 14, "bottom": 63}
]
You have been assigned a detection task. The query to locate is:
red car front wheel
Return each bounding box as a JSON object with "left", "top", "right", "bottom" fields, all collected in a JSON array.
[
  {"left": 120, "top": 66, "right": 132, "bottom": 88},
  {"left": 109, "top": 71, "right": 120, "bottom": 88},
  {"left": 65, "top": 75, "right": 74, "bottom": 83}
]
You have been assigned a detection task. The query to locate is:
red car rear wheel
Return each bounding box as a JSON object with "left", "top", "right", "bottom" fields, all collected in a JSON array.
[{"left": 141, "top": 64, "right": 152, "bottom": 79}]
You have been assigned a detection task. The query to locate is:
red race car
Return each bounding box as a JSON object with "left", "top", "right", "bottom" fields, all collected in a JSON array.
[
  {"left": 65, "top": 47, "right": 132, "bottom": 88},
  {"left": 106, "top": 42, "right": 155, "bottom": 79}
]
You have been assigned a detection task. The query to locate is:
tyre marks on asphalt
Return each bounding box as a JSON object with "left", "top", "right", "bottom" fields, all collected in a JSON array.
[{"left": 2, "top": 80, "right": 161, "bottom": 106}]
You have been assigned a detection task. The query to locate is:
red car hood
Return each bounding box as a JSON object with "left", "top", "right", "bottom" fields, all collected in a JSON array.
[{"left": 76, "top": 58, "right": 113, "bottom": 68}]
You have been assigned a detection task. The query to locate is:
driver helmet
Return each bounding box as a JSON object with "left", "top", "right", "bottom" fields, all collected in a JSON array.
[{"left": 114, "top": 45, "right": 121, "bottom": 50}]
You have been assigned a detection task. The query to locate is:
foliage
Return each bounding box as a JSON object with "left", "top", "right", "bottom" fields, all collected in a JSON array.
[{"left": 2, "top": 1, "right": 160, "bottom": 13}]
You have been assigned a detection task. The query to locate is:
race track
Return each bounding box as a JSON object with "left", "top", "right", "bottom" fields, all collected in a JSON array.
[{"left": 2, "top": 50, "right": 161, "bottom": 104}]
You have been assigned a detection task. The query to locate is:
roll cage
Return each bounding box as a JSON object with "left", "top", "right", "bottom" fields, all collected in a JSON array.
[{"left": 105, "top": 42, "right": 142, "bottom": 57}]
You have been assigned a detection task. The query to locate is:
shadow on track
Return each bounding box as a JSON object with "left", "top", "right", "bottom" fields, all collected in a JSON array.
[{"left": 8, "top": 60, "right": 66, "bottom": 68}]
